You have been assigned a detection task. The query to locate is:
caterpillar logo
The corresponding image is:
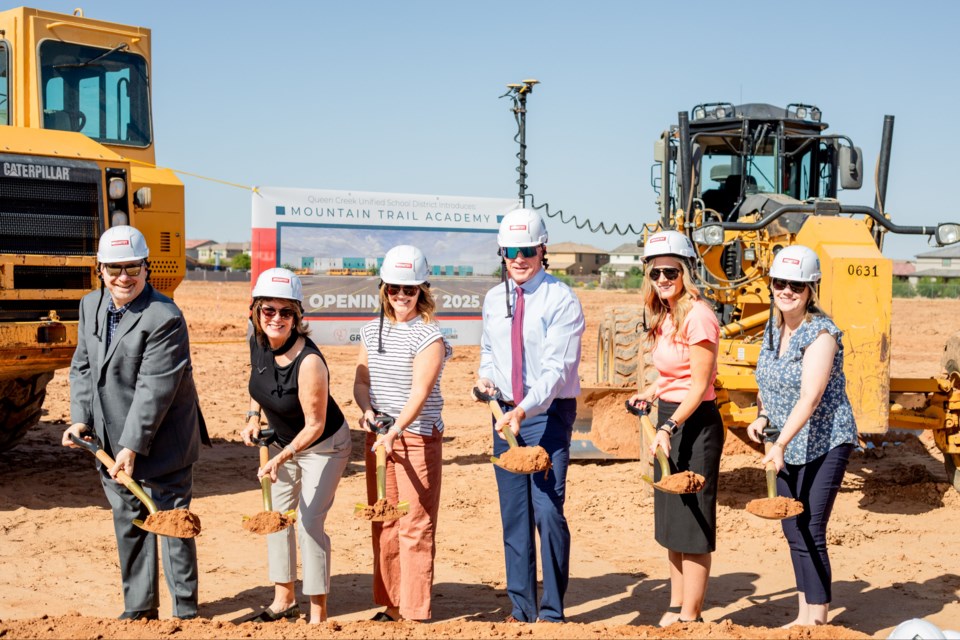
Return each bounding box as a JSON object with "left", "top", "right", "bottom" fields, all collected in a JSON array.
[{"left": 3, "top": 161, "right": 71, "bottom": 181}]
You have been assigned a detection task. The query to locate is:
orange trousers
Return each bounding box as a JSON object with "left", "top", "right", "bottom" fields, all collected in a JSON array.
[{"left": 364, "top": 427, "right": 442, "bottom": 620}]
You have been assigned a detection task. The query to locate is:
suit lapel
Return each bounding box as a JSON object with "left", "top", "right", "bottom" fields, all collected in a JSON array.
[{"left": 100, "top": 285, "right": 151, "bottom": 373}]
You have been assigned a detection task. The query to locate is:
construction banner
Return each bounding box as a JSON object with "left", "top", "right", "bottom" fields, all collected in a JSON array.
[{"left": 251, "top": 186, "right": 518, "bottom": 345}]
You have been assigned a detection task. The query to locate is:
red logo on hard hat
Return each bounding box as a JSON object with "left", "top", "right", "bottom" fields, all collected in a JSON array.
[
  {"left": 782, "top": 258, "right": 800, "bottom": 265},
  {"left": 271, "top": 277, "right": 290, "bottom": 283},
  {"left": 110, "top": 240, "right": 130, "bottom": 246},
  {"left": 395, "top": 262, "right": 413, "bottom": 269},
  {"left": 509, "top": 224, "right": 528, "bottom": 231},
  {"left": 649, "top": 236, "right": 666, "bottom": 243}
]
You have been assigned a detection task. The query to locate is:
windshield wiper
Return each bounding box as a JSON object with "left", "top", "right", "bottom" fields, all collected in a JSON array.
[{"left": 54, "top": 42, "right": 128, "bottom": 69}]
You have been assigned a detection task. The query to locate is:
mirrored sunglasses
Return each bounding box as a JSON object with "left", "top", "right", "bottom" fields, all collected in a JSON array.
[
  {"left": 771, "top": 278, "right": 808, "bottom": 294},
  {"left": 385, "top": 284, "right": 420, "bottom": 297},
  {"left": 102, "top": 262, "right": 144, "bottom": 277},
  {"left": 648, "top": 267, "right": 681, "bottom": 281},
  {"left": 260, "top": 305, "right": 296, "bottom": 320},
  {"left": 501, "top": 246, "right": 538, "bottom": 259}
]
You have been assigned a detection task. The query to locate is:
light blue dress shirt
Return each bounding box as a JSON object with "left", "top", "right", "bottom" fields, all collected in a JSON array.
[{"left": 479, "top": 268, "right": 585, "bottom": 417}]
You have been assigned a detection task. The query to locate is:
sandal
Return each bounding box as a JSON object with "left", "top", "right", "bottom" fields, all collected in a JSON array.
[
  {"left": 657, "top": 605, "right": 682, "bottom": 628},
  {"left": 371, "top": 611, "right": 397, "bottom": 622},
  {"left": 247, "top": 604, "right": 301, "bottom": 622}
]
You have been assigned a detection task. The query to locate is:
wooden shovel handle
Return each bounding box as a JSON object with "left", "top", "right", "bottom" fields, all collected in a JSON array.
[
  {"left": 376, "top": 445, "right": 387, "bottom": 501},
  {"left": 487, "top": 400, "right": 520, "bottom": 449},
  {"left": 92, "top": 449, "right": 158, "bottom": 515},
  {"left": 640, "top": 415, "right": 672, "bottom": 478},
  {"left": 259, "top": 445, "right": 273, "bottom": 512},
  {"left": 763, "top": 441, "right": 778, "bottom": 499}
]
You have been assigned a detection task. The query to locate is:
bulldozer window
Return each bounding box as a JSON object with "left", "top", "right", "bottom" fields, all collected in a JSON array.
[
  {"left": 0, "top": 40, "right": 8, "bottom": 125},
  {"left": 39, "top": 40, "right": 151, "bottom": 147}
]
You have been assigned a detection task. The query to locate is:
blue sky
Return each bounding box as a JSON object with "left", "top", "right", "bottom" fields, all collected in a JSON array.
[{"left": 33, "top": 0, "right": 960, "bottom": 259}]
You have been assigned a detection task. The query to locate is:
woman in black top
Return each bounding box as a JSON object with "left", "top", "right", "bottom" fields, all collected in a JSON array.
[{"left": 240, "top": 268, "right": 352, "bottom": 624}]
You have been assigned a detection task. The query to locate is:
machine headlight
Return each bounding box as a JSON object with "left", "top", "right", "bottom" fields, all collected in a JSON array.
[
  {"left": 692, "top": 223, "right": 725, "bottom": 246},
  {"left": 744, "top": 247, "right": 756, "bottom": 261},
  {"left": 936, "top": 223, "right": 960, "bottom": 245},
  {"left": 108, "top": 177, "right": 126, "bottom": 199},
  {"left": 111, "top": 211, "right": 129, "bottom": 226}
]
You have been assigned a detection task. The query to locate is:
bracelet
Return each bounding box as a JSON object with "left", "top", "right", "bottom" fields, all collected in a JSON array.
[
  {"left": 245, "top": 410, "right": 261, "bottom": 420},
  {"left": 284, "top": 443, "right": 297, "bottom": 457},
  {"left": 757, "top": 413, "right": 770, "bottom": 427},
  {"left": 772, "top": 440, "right": 786, "bottom": 451},
  {"left": 389, "top": 425, "right": 404, "bottom": 435}
]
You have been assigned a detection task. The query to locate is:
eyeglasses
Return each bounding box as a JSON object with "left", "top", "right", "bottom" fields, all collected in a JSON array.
[
  {"left": 771, "top": 278, "right": 808, "bottom": 294},
  {"left": 648, "top": 267, "right": 681, "bottom": 281},
  {"left": 260, "top": 305, "right": 296, "bottom": 320},
  {"left": 102, "top": 262, "right": 144, "bottom": 277},
  {"left": 501, "top": 246, "right": 539, "bottom": 260},
  {"left": 385, "top": 284, "right": 420, "bottom": 297}
]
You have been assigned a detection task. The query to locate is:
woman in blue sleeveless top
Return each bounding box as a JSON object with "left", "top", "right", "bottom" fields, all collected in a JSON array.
[{"left": 747, "top": 246, "right": 857, "bottom": 628}]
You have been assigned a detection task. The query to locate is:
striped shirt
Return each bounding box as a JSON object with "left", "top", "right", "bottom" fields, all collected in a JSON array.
[{"left": 360, "top": 316, "right": 452, "bottom": 437}]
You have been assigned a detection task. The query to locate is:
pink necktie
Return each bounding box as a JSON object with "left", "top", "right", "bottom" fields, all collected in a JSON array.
[{"left": 511, "top": 286, "right": 525, "bottom": 405}]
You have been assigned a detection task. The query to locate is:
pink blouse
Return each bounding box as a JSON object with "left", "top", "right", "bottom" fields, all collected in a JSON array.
[{"left": 652, "top": 300, "right": 719, "bottom": 403}]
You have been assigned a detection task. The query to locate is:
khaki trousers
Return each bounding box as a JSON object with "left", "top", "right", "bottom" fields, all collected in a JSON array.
[
  {"left": 267, "top": 422, "right": 351, "bottom": 594},
  {"left": 364, "top": 427, "right": 442, "bottom": 620}
]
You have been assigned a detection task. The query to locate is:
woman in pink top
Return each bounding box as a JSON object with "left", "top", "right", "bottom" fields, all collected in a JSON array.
[{"left": 629, "top": 230, "right": 722, "bottom": 626}]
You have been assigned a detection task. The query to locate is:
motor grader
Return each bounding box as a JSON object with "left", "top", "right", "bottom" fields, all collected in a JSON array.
[
  {"left": 587, "top": 102, "right": 960, "bottom": 490},
  {"left": 0, "top": 7, "right": 185, "bottom": 451}
]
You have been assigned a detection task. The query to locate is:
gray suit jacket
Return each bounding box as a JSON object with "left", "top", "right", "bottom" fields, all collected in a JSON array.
[{"left": 70, "top": 284, "right": 209, "bottom": 479}]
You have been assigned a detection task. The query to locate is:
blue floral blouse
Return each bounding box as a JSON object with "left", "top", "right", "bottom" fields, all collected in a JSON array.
[{"left": 755, "top": 314, "right": 857, "bottom": 465}]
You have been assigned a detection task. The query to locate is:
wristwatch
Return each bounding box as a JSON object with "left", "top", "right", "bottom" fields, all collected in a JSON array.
[
  {"left": 659, "top": 418, "right": 681, "bottom": 435},
  {"left": 245, "top": 410, "right": 261, "bottom": 420}
]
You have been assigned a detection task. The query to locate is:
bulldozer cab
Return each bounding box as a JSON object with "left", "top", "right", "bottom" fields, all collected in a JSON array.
[
  {"left": 0, "top": 7, "right": 184, "bottom": 452},
  {"left": 656, "top": 102, "right": 863, "bottom": 226}
]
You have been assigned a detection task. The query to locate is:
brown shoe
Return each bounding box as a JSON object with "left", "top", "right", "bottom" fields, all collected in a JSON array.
[{"left": 504, "top": 615, "right": 524, "bottom": 623}]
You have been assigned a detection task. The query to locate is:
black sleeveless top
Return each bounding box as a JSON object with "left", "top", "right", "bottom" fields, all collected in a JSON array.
[{"left": 248, "top": 335, "right": 345, "bottom": 448}]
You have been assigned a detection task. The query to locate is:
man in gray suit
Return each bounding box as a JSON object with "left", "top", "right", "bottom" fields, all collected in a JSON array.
[{"left": 62, "top": 225, "right": 209, "bottom": 621}]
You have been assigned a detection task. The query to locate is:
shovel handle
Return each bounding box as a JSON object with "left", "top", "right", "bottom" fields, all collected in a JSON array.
[
  {"left": 763, "top": 441, "right": 778, "bottom": 499},
  {"left": 487, "top": 400, "right": 521, "bottom": 449},
  {"left": 376, "top": 445, "right": 387, "bottom": 501},
  {"left": 259, "top": 445, "right": 273, "bottom": 512},
  {"left": 640, "top": 415, "right": 671, "bottom": 478},
  {"left": 91, "top": 450, "right": 158, "bottom": 515}
]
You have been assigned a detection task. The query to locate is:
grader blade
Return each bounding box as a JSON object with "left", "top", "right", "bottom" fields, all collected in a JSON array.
[{"left": 569, "top": 386, "right": 642, "bottom": 460}]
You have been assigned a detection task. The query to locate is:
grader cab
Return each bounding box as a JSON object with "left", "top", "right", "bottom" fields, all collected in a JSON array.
[
  {"left": 588, "top": 102, "right": 960, "bottom": 490},
  {"left": 0, "top": 7, "right": 185, "bottom": 451}
]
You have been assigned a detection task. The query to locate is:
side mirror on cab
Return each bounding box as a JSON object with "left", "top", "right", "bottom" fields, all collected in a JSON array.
[{"left": 838, "top": 145, "right": 863, "bottom": 190}]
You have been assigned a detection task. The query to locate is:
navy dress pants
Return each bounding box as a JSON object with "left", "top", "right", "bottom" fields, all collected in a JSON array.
[{"left": 492, "top": 398, "right": 575, "bottom": 622}]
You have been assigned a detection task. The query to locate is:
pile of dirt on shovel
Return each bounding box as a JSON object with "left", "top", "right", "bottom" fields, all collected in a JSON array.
[
  {"left": 143, "top": 509, "right": 202, "bottom": 537},
  {"left": 746, "top": 496, "right": 804, "bottom": 519},
  {"left": 499, "top": 446, "right": 551, "bottom": 473},
  {"left": 356, "top": 499, "right": 407, "bottom": 522},
  {"left": 658, "top": 470, "right": 705, "bottom": 493},
  {"left": 243, "top": 511, "right": 295, "bottom": 534}
]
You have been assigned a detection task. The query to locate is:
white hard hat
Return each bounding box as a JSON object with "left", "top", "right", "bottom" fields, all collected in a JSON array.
[
  {"left": 252, "top": 267, "right": 303, "bottom": 303},
  {"left": 497, "top": 208, "right": 548, "bottom": 247},
  {"left": 380, "top": 245, "right": 429, "bottom": 285},
  {"left": 888, "top": 618, "right": 946, "bottom": 640},
  {"left": 941, "top": 630, "right": 960, "bottom": 640},
  {"left": 770, "top": 244, "right": 821, "bottom": 282},
  {"left": 97, "top": 225, "right": 149, "bottom": 262},
  {"left": 643, "top": 230, "right": 696, "bottom": 262}
]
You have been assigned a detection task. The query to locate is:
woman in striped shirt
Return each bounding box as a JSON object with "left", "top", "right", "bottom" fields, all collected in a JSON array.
[{"left": 353, "top": 245, "right": 451, "bottom": 623}]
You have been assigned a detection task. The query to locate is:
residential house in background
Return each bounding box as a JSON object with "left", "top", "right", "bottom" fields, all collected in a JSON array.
[
  {"left": 912, "top": 245, "right": 960, "bottom": 283},
  {"left": 600, "top": 242, "right": 645, "bottom": 284},
  {"left": 185, "top": 239, "right": 216, "bottom": 261},
  {"left": 546, "top": 242, "right": 610, "bottom": 276},
  {"left": 196, "top": 241, "right": 251, "bottom": 263}
]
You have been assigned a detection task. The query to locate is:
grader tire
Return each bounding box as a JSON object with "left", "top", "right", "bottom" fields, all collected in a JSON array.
[
  {"left": 0, "top": 372, "right": 55, "bottom": 453},
  {"left": 939, "top": 332, "right": 960, "bottom": 492},
  {"left": 610, "top": 307, "right": 646, "bottom": 388}
]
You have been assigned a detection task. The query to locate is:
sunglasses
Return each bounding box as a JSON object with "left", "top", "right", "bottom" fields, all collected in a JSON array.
[
  {"left": 385, "top": 284, "right": 420, "bottom": 297},
  {"left": 771, "top": 278, "right": 808, "bottom": 294},
  {"left": 648, "top": 267, "right": 681, "bottom": 281},
  {"left": 501, "top": 246, "right": 539, "bottom": 259},
  {"left": 102, "top": 262, "right": 144, "bottom": 277},
  {"left": 260, "top": 305, "right": 296, "bottom": 320}
]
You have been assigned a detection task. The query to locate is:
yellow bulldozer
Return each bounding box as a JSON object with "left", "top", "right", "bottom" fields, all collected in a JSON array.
[
  {"left": 0, "top": 7, "right": 185, "bottom": 451},
  {"left": 585, "top": 102, "right": 960, "bottom": 491}
]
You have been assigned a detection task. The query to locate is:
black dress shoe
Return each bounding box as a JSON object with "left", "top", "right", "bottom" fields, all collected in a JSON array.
[
  {"left": 247, "top": 604, "right": 300, "bottom": 622},
  {"left": 371, "top": 611, "right": 396, "bottom": 622},
  {"left": 118, "top": 609, "right": 159, "bottom": 621}
]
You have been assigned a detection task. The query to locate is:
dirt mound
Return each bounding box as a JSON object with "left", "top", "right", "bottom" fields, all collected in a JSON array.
[
  {"left": 498, "top": 445, "right": 551, "bottom": 473},
  {"left": 745, "top": 496, "right": 804, "bottom": 519},
  {"left": 580, "top": 391, "right": 639, "bottom": 457},
  {"left": 142, "top": 509, "right": 202, "bottom": 538},
  {"left": 355, "top": 498, "right": 408, "bottom": 522},
  {"left": 658, "top": 470, "right": 705, "bottom": 493},
  {"left": 242, "top": 510, "right": 295, "bottom": 534}
]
